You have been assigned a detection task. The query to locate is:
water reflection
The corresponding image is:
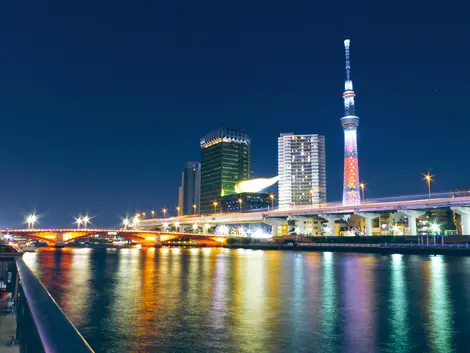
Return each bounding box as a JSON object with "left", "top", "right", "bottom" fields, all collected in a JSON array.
[
  {"left": 426, "top": 256, "right": 454, "bottom": 353},
  {"left": 388, "top": 254, "right": 410, "bottom": 352},
  {"left": 22, "top": 249, "right": 470, "bottom": 353},
  {"left": 320, "top": 252, "right": 339, "bottom": 351}
]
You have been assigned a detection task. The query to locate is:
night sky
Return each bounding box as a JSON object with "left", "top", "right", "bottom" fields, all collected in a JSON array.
[{"left": 0, "top": 1, "right": 468, "bottom": 227}]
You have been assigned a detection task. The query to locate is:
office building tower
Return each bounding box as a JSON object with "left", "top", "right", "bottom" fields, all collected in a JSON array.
[
  {"left": 177, "top": 162, "right": 201, "bottom": 215},
  {"left": 278, "top": 133, "right": 326, "bottom": 209},
  {"left": 200, "top": 128, "right": 251, "bottom": 214}
]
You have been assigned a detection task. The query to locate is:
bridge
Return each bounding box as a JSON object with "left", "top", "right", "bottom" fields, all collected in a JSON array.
[
  {"left": 139, "top": 192, "right": 470, "bottom": 236},
  {"left": 0, "top": 228, "right": 228, "bottom": 247}
]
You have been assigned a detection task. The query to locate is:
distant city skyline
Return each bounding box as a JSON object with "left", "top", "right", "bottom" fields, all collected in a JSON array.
[{"left": 0, "top": 2, "right": 468, "bottom": 227}]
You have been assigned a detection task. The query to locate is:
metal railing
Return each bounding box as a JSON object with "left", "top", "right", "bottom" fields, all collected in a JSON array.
[{"left": 16, "top": 259, "right": 94, "bottom": 353}]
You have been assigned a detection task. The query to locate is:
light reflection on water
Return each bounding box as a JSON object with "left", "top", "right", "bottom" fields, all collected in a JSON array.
[{"left": 23, "top": 249, "right": 469, "bottom": 353}]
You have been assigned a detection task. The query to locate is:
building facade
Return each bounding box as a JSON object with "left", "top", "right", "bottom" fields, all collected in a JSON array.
[
  {"left": 221, "top": 192, "right": 270, "bottom": 213},
  {"left": 278, "top": 133, "right": 326, "bottom": 209},
  {"left": 200, "top": 128, "right": 251, "bottom": 214},
  {"left": 178, "top": 162, "right": 201, "bottom": 215}
]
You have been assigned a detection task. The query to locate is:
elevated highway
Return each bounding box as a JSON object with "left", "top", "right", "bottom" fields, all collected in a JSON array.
[{"left": 140, "top": 193, "right": 470, "bottom": 236}]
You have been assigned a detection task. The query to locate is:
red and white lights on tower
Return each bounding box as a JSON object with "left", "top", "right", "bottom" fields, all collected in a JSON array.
[{"left": 341, "top": 39, "right": 361, "bottom": 206}]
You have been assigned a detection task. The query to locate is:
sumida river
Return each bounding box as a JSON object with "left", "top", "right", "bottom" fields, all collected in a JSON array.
[{"left": 23, "top": 248, "right": 470, "bottom": 353}]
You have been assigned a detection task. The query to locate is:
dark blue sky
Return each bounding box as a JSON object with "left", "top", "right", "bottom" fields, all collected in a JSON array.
[{"left": 0, "top": 1, "right": 468, "bottom": 227}]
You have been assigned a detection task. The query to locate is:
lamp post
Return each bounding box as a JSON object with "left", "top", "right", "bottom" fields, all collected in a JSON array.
[
  {"left": 26, "top": 213, "right": 38, "bottom": 230},
  {"left": 238, "top": 198, "right": 243, "bottom": 213},
  {"left": 360, "top": 182, "right": 366, "bottom": 201},
  {"left": 74, "top": 216, "right": 83, "bottom": 229},
  {"left": 192, "top": 204, "right": 197, "bottom": 215},
  {"left": 162, "top": 208, "right": 167, "bottom": 218},
  {"left": 423, "top": 172, "right": 433, "bottom": 199},
  {"left": 269, "top": 194, "right": 275, "bottom": 209},
  {"left": 82, "top": 215, "right": 91, "bottom": 229},
  {"left": 150, "top": 210, "right": 156, "bottom": 218},
  {"left": 213, "top": 201, "right": 218, "bottom": 215},
  {"left": 121, "top": 218, "right": 130, "bottom": 230},
  {"left": 176, "top": 206, "right": 180, "bottom": 216}
]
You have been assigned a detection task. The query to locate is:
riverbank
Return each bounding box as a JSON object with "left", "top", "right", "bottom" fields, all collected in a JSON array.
[{"left": 224, "top": 243, "right": 470, "bottom": 255}]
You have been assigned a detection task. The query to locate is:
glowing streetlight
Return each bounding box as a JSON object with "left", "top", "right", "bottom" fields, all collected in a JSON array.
[
  {"left": 121, "top": 217, "right": 130, "bottom": 230},
  {"left": 430, "top": 222, "right": 440, "bottom": 234},
  {"left": 82, "top": 215, "right": 91, "bottom": 229},
  {"left": 162, "top": 222, "right": 168, "bottom": 230},
  {"left": 213, "top": 201, "right": 218, "bottom": 214},
  {"left": 269, "top": 194, "right": 275, "bottom": 209},
  {"left": 74, "top": 216, "right": 83, "bottom": 229},
  {"left": 142, "top": 212, "right": 146, "bottom": 219},
  {"left": 162, "top": 208, "right": 167, "bottom": 218},
  {"left": 422, "top": 172, "right": 434, "bottom": 199},
  {"left": 238, "top": 198, "right": 243, "bottom": 213},
  {"left": 192, "top": 204, "right": 197, "bottom": 214},
  {"left": 360, "top": 182, "right": 366, "bottom": 201},
  {"left": 192, "top": 223, "right": 198, "bottom": 233},
  {"left": 150, "top": 210, "right": 156, "bottom": 218},
  {"left": 132, "top": 216, "right": 141, "bottom": 228},
  {"left": 25, "top": 213, "right": 39, "bottom": 230},
  {"left": 176, "top": 206, "right": 180, "bottom": 216}
]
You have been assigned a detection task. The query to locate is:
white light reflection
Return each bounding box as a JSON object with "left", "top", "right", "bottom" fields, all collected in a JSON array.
[
  {"left": 427, "top": 255, "right": 453, "bottom": 353},
  {"left": 390, "top": 254, "right": 410, "bottom": 351}
]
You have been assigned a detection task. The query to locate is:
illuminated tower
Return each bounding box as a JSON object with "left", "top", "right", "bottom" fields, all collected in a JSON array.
[{"left": 341, "top": 39, "right": 361, "bottom": 206}]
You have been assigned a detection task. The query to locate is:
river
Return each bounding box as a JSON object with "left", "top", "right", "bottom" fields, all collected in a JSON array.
[{"left": 23, "top": 248, "right": 470, "bottom": 353}]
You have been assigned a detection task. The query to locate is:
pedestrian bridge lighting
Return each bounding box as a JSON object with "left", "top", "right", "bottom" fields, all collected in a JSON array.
[{"left": 25, "top": 213, "right": 39, "bottom": 229}]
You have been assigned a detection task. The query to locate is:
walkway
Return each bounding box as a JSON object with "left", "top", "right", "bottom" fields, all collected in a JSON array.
[{"left": 0, "top": 301, "right": 18, "bottom": 352}]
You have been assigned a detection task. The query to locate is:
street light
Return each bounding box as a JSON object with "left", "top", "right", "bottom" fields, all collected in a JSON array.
[
  {"left": 360, "top": 182, "right": 366, "bottom": 201},
  {"left": 142, "top": 212, "right": 146, "bottom": 219},
  {"left": 162, "top": 222, "right": 168, "bottom": 231},
  {"left": 74, "top": 216, "right": 83, "bottom": 229},
  {"left": 192, "top": 223, "right": 198, "bottom": 233},
  {"left": 176, "top": 206, "right": 180, "bottom": 216},
  {"left": 192, "top": 204, "right": 197, "bottom": 215},
  {"left": 422, "top": 172, "right": 434, "bottom": 199},
  {"left": 150, "top": 210, "right": 156, "bottom": 218},
  {"left": 25, "top": 213, "right": 39, "bottom": 230},
  {"left": 213, "top": 201, "right": 218, "bottom": 214},
  {"left": 430, "top": 222, "right": 440, "bottom": 235},
  {"left": 162, "top": 208, "right": 167, "bottom": 218},
  {"left": 269, "top": 194, "right": 275, "bottom": 209},
  {"left": 121, "top": 217, "right": 130, "bottom": 230},
  {"left": 132, "top": 216, "right": 140, "bottom": 228},
  {"left": 238, "top": 198, "right": 243, "bottom": 213},
  {"left": 82, "top": 215, "right": 91, "bottom": 229}
]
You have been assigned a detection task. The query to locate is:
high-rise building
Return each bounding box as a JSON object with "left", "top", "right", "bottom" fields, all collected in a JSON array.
[
  {"left": 341, "top": 39, "right": 361, "bottom": 206},
  {"left": 177, "top": 162, "right": 201, "bottom": 215},
  {"left": 278, "top": 133, "right": 326, "bottom": 209},
  {"left": 200, "top": 128, "right": 251, "bottom": 214}
]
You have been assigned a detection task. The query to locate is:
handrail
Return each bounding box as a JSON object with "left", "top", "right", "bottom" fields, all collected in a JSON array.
[{"left": 16, "top": 259, "right": 94, "bottom": 353}]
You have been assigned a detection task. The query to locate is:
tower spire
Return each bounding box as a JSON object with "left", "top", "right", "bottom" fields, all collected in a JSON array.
[{"left": 341, "top": 39, "right": 361, "bottom": 206}]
